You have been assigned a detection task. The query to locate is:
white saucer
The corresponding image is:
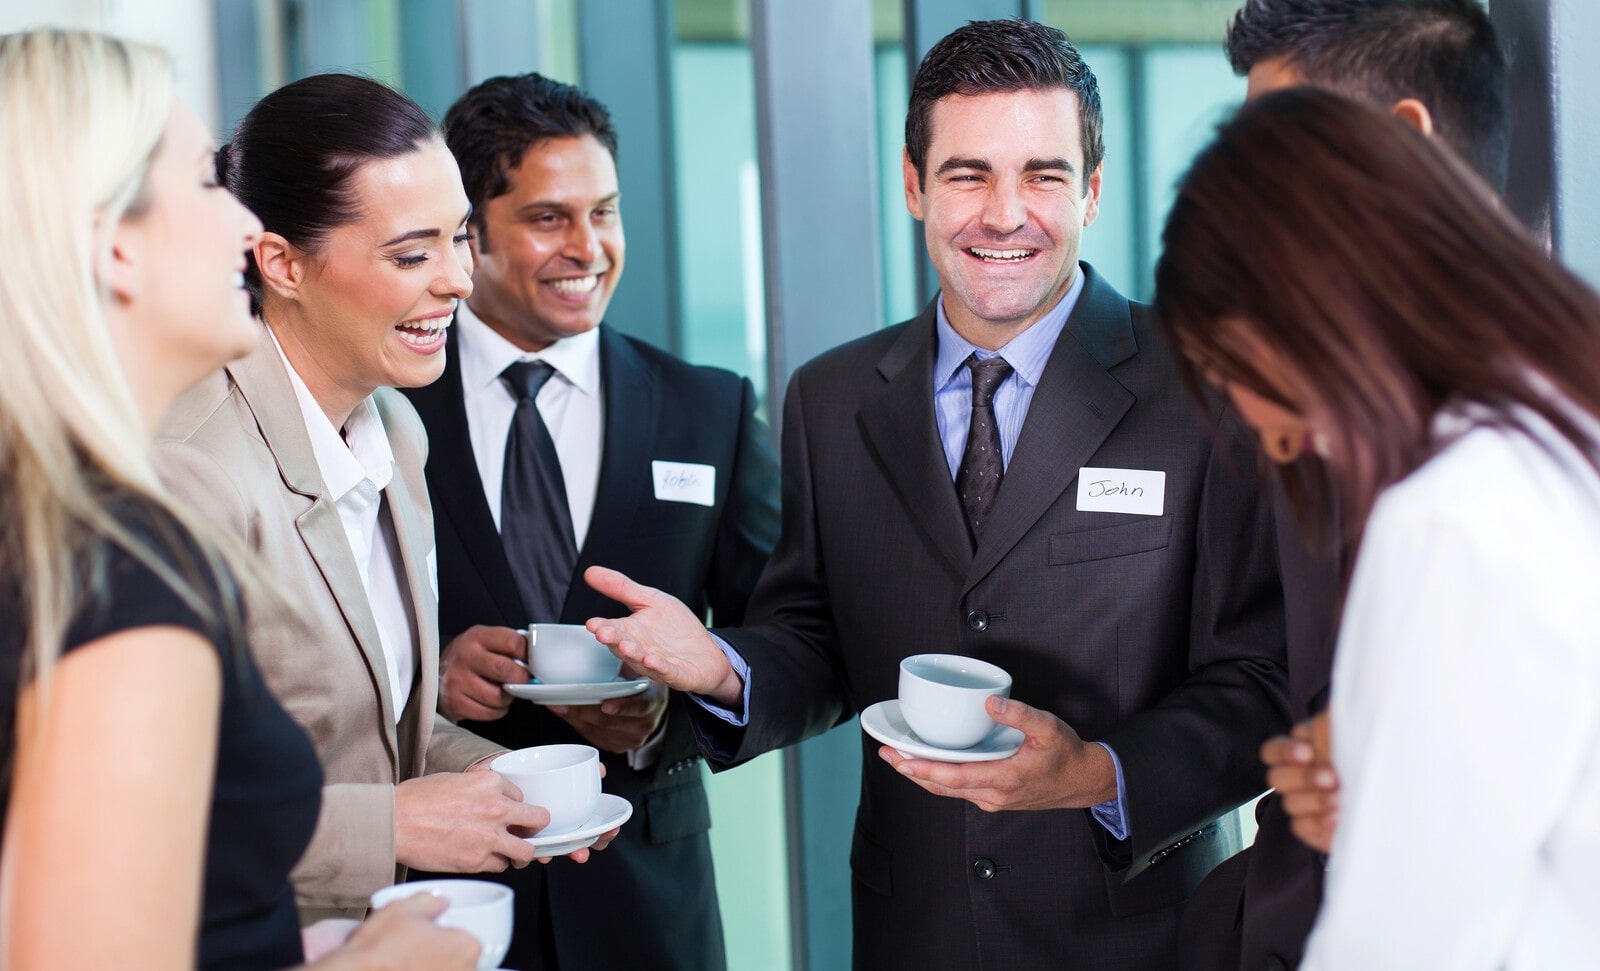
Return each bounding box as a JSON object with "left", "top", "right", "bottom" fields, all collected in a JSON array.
[
  {"left": 524, "top": 793, "right": 633, "bottom": 856},
  {"left": 860, "top": 699, "right": 1024, "bottom": 763},
  {"left": 504, "top": 678, "right": 650, "bottom": 706}
]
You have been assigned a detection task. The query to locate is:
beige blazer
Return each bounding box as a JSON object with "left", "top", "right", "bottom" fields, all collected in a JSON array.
[{"left": 156, "top": 336, "right": 503, "bottom": 918}]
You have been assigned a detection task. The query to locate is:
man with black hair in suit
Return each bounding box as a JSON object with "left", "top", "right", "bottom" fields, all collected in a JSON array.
[
  {"left": 403, "top": 73, "right": 780, "bottom": 971},
  {"left": 1179, "top": 4, "right": 1511, "bottom": 968}
]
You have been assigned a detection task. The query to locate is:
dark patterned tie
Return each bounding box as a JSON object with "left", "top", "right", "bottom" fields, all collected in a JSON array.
[
  {"left": 956, "top": 355, "right": 1013, "bottom": 546},
  {"left": 500, "top": 361, "right": 577, "bottom": 620}
]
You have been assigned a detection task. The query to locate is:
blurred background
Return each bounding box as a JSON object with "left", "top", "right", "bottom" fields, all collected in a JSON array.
[{"left": 3, "top": 2, "right": 1591, "bottom": 968}]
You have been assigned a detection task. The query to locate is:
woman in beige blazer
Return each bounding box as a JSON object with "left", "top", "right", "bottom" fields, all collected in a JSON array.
[{"left": 157, "top": 74, "right": 559, "bottom": 922}]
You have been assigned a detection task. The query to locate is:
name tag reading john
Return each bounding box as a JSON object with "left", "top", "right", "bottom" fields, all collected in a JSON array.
[
  {"left": 652, "top": 461, "right": 716, "bottom": 507},
  {"left": 1076, "top": 467, "right": 1166, "bottom": 516}
]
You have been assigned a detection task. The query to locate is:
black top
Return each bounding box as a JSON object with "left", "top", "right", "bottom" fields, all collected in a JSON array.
[{"left": 1, "top": 500, "right": 322, "bottom": 970}]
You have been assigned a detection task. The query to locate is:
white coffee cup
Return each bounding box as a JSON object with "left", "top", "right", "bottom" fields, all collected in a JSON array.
[
  {"left": 523, "top": 623, "right": 622, "bottom": 684},
  {"left": 897, "top": 654, "right": 1012, "bottom": 749},
  {"left": 369, "top": 879, "right": 512, "bottom": 971},
  {"left": 491, "top": 743, "right": 601, "bottom": 836}
]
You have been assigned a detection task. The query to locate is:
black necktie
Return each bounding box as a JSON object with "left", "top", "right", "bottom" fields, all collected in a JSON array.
[
  {"left": 500, "top": 361, "right": 577, "bottom": 620},
  {"left": 956, "top": 355, "right": 1013, "bottom": 546}
]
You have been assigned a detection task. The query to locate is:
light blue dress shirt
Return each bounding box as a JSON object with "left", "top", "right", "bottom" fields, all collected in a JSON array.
[{"left": 694, "top": 270, "right": 1129, "bottom": 840}]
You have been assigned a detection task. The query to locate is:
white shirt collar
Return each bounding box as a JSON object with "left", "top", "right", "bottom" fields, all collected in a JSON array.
[
  {"left": 268, "top": 326, "right": 395, "bottom": 500},
  {"left": 455, "top": 299, "right": 603, "bottom": 400}
]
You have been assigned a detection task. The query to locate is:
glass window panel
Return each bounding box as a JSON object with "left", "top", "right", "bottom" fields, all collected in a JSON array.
[
  {"left": 672, "top": 7, "right": 790, "bottom": 971},
  {"left": 1077, "top": 44, "right": 1137, "bottom": 298},
  {"left": 671, "top": 41, "right": 769, "bottom": 404},
  {"left": 1142, "top": 46, "right": 1243, "bottom": 288}
]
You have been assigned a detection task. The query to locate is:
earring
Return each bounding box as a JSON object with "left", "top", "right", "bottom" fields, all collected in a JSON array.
[{"left": 1262, "top": 424, "right": 1305, "bottom": 463}]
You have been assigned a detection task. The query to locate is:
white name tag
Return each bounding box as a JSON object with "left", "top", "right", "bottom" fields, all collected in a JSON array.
[
  {"left": 1076, "top": 467, "right": 1166, "bottom": 516},
  {"left": 652, "top": 461, "right": 716, "bottom": 507}
]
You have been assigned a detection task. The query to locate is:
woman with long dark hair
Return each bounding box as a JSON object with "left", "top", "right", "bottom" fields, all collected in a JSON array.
[{"left": 1156, "top": 87, "right": 1600, "bottom": 968}]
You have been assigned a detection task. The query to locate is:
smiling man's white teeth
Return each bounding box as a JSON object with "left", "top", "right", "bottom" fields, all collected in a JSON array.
[
  {"left": 970, "top": 248, "right": 1035, "bottom": 261},
  {"left": 549, "top": 274, "right": 600, "bottom": 295}
]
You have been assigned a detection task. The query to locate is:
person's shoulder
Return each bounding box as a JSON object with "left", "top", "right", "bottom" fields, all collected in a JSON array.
[
  {"left": 156, "top": 367, "right": 239, "bottom": 444},
  {"left": 795, "top": 320, "right": 915, "bottom": 383},
  {"left": 1376, "top": 408, "right": 1600, "bottom": 547},
  {"left": 64, "top": 493, "right": 228, "bottom": 654},
  {"left": 612, "top": 330, "right": 746, "bottom": 397}
]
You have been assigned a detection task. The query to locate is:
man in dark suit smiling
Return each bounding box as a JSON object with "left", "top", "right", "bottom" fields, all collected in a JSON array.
[
  {"left": 403, "top": 73, "right": 779, "bottom": 971},
  {"left": 587, "top": 19, "right": 1288, "bottom": 969}
]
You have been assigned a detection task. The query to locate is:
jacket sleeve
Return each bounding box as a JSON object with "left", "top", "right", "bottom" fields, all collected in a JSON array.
[{"left": 691, "top": 368, "right": 853, "bottom": 767}]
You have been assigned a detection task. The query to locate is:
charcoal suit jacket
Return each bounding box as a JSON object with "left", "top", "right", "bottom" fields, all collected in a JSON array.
[{"left": 691, "top": 265, "right": 1290, "bottom": 970}]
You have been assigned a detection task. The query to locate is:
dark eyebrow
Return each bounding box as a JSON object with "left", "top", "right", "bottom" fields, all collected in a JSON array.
[
  {"left": 516, "top": 191, "right": 622, "bottom": 214},
  {"left": 380, "top": 228, "right": 441, "bottom": 247},
  {"left": 1024, "top": 157, "right": 1075, "bottom": 175},
  {"left": 935, "top": 157, "right": 991, "bottom": 177},
  {"left": 382, "top": 208, "right": 472, "bottom": 246}
]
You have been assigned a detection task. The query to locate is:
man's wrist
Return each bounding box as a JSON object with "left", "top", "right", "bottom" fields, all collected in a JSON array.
[{"left": 707, "top": 662, "right": 744, "bottom": 709}]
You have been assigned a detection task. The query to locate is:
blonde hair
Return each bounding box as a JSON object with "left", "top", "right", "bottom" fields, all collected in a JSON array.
[{"left": 0, "top": 30, "right": 233, "bottom": 705}]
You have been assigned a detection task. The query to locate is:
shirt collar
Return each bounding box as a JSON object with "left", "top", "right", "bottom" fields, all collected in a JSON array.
[
  {"left": 268, "top": 326, "right": 394, "bottom": 501},
  {"left": 934, "top": 264, "right": 1086, "bottom": 389},
  {"left": 455, "top": 299, "right": 603, "bottom": 399}
]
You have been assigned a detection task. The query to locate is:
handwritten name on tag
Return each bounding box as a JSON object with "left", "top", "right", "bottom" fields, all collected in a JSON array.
[
  {"left": 652, "top": 461, "right": 716, "bottom": 507},
  {"left": 1076, "top": 467, "right": 1166, "bottom": 516}
]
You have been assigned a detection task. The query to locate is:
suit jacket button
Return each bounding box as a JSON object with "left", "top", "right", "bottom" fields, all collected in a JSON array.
[
  {"left": 1264, "top": 958, "right": 1289, "bottom": 971},
  {"left": 973, "top": 858, "right": 996, "bottom": 880},
  {"left": 966, "top": 610, "right": 990, "bottom": 632}
]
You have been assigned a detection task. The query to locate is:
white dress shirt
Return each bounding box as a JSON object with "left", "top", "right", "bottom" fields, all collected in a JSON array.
[
  {"left": 455, "top": 303, "right": 666, "bottom": 768},
  {"left": 1302, "top": 401, "right": 1600, "bottom": 970},
  {"left": 271, "top": 330, "right": 416, "bottom": 721},
  {"left": 453, "top": 300, "right": 602, "bottom": 547}
]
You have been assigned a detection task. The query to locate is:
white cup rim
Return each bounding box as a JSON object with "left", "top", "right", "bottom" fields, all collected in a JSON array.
[
  {"left": 370, "top": 878, "right": 513, "bottom": 912},
  {"left": 899, "top": 653, "right": 1011, "bottom": 691},
  {"left": 491, "top": 743, "right": 599, "bottom": 774}
]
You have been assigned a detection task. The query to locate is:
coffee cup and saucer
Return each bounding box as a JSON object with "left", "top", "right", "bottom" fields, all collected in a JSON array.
[
  {"left": 501, "top": 623, "right": 651, "bottom": 706},
  {"left": 860, "top": 654, "right": 1024, "bottom": 763},
  {"left": 491, "top": 743, "right": 634, "bottom": 857}
]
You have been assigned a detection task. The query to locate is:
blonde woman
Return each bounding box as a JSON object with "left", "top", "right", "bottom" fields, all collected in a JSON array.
[{"left": 0, "top": 30, "right": 477, "bottom": 971}]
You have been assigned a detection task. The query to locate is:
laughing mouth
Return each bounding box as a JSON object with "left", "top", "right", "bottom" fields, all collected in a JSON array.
[
  {"left": 396, "top": 316, "right": 449, "bottom": 346},
  {"left": 968, "top": 247, "right": 1036, "bottom": 263},
  {"left": 549, "top": 274, "right": 601, "bottom": 295}
]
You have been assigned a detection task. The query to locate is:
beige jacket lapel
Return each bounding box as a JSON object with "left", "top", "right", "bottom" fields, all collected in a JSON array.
[{"left": 227, "top": 342, "right": 403, "bottom": 760}]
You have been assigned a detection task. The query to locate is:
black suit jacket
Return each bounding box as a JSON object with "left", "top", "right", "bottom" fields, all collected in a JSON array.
[
  {"left": 403, "top": 324, "right": 780, "bottom": 971},
  {"left": 1180, "top": 465, "right": 1344, "bottom": 971},
  {"left": 690, "top": 266, "right": 1290, "bottom": 970}
]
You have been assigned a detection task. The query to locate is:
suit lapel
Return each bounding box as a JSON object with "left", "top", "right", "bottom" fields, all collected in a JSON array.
[
  {"left": 227, "top": 341, "right": 401, "bottom": 741},
  {"left": 407, "top": 331, "right": 528, "bottom": 623},
  {"left": 564, "top": 327, "right": 660, "bottom": 618},
  {"left": 965, "top": 267, "right": 1139, "bottom": 593},
  {"left": 858, "top": 307, "right": 975, "bottom": 579}
]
